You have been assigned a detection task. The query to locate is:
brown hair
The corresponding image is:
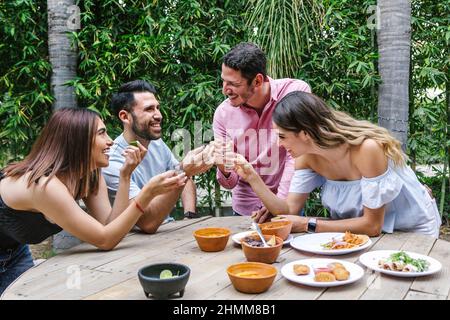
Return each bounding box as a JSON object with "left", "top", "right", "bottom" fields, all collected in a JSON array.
[
  {"left": 273, "top": 91, "right": 406, "bottom": 166},
  {"left": 3, "top": 108, "right": 101, "bottom": 199}
]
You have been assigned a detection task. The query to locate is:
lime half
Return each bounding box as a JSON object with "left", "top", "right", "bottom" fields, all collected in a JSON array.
[{"left": 159, "top": 269, "right": 173, "bottom": 279}]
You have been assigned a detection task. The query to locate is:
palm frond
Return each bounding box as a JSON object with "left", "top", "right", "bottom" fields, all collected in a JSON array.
[{"left": 246, "top": 0, "right": 324, "bottom": 78}]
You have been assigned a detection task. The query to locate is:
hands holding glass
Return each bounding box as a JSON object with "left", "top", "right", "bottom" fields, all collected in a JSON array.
[
  {"left": 178, "top": 142, "right": 216, "bottom": 177},
  {"left": 212, "top": 138, "right": 235, "bottom": 175},
  {"left": 177, "top": 137, "right": 259, "bottom": 183},
  {"left": 211, "top": 138, "right": 275, "bottom": 223},
  {"left": 178, "top": 137, "right": 239, "bottom": 177},
  {"left": 213, "top": 138, "right": 258, "bottom": 182}
]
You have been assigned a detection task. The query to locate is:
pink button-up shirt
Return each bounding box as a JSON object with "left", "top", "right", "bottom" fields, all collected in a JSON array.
[{"left": 213, "top": 77, "right": 311, "bottom": 215}]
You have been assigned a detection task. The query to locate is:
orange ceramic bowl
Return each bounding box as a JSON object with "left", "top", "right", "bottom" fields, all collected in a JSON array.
[
  {"left": 241, "top": 235, "right": 283, "bottom": 264},
  {"left": 259, "top": 220, "right": 293, "bottom": 241},
  {"left": 193, "top": 227, "right": 231, "bottom": 252},
  {"left": 227, "top": 262, "right": 277, "bottom": 294}
]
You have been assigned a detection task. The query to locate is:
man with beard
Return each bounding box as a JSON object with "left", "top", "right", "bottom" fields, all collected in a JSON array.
[
  {"left": 213, "top": 42, "right": 311, "bottom": 222},
  {"left": 103, "top": 80, "right": 212, "bottom": 233}
]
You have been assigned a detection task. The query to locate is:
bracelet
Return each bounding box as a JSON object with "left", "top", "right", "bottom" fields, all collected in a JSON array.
[{"left": 134, "top": 199, "right": 145, "bottom": 214}]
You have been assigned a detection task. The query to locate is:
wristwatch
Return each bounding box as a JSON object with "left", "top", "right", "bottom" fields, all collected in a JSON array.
[{"left": 307, "top": 218, "right": 317, "bottom": 233}]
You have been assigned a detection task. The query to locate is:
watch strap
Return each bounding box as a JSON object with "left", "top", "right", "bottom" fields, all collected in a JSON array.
[{"left": 307, "top": 218, "right": 317, "bottom": 233}]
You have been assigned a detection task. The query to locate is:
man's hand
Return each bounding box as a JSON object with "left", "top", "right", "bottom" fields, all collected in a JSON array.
[
  {"left": 181, "top": 144, "right": 214, "bottom": 177},
  {"left": 212, "top": 138, "right": 234, "bottom": 175}
]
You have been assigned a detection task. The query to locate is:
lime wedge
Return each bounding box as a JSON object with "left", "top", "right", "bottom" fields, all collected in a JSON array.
[
  {"left": 159, "top": 269, "right": 173, "bottom": 279},
  {"left": 130, "top": 140, "right": 139, "bottom": 147},
  {"left": 267, "top": 235, "right": 276, "bottom": 246}
]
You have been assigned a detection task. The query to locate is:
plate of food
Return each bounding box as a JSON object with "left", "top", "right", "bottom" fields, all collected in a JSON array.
[
  {"left": 359, "top": 250, "right": 442, "bottom": 277},
  {"left": 290, "top": 231, "right": 372, "bottom": 255},
  {"left": 232, "top": 231, "right": 293, "bottom": 246},
  {"left": 281, "top": 258, "right": 365, "bottom": 287}
]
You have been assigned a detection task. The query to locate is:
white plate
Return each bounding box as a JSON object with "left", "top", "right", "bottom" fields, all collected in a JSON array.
[
  {"left": 232, "top": 231, "right": 293, "bottom": 246},
  {"left": 281, "top": 258, "right": 365, "bottom": 287},
  {"left": 359, "top": 250, "right": 442, "bottom": 277},
  {"left": 290, "top": 232, "right": 372, "bottom": 255}
]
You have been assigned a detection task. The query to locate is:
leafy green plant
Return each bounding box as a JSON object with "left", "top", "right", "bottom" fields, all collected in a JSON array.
[
  {"left": 0, "top": 0, "right": 52, "bottom": 165},
  {"left": 70, "top": 0, "right": 248, "bottom": 213},
  {"left": 408, "top": 0, "right": 449, "bottom": 222}
]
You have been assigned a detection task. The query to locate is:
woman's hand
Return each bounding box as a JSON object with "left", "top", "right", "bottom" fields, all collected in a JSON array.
[
  {"left": 120, "top": 141, "right": 147, "bottom": 177},
  {"left": 251, "top": 206, "right": 273, "bottom": 224},
  {"left": 233, "top": 153, "right": 258, "bottom": 183},
  {"left": 146, "top": 170, "right": 188, "bottom": 197},
  {"left": 277, "top": 215, "right": 309, "bottom": 233}
]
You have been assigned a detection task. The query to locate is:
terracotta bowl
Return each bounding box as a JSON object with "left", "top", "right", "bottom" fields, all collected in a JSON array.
[
  {"left": 227, "top": 262, "right": 277, "bottom": 294},
  {"left": 241, "top": 234, "right": 283, "bottom": 264},
  {"left": 259, "top": 220, "right": 293, "bottom": 241},
  {"left": 193, "top": 227, "right": 231, "bottom": 252}
]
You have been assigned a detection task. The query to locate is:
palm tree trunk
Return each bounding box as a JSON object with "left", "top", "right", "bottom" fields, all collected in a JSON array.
[
  {"left": 445, "top": 75, "right": 450, "bottom": 225},
  {"left": 408, "top": 47, "right": 416, "bottom": 170},
  {"left": 48, "top": 0, "right": 79, "bottom": 252},
  {"left": 377, "top": 0, "right": 411, "bottom": 150},
  {"left": 47, "top": 0, "right": 78, "bottom": 109},
  {"left": 447, "top": 76, "right": 450, "bottom": 191}
]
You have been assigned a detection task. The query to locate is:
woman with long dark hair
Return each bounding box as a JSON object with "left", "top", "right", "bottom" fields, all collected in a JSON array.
[
  {"left": 232, "top": 91, "right": 441, "bottom": 238},
  {"left": 0, "top": 108, "right": 186, "bottom": 293}
]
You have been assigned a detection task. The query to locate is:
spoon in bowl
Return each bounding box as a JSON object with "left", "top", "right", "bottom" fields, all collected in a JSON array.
[{"left": 251, "top": 222, "right": 269, "bottom": 247}]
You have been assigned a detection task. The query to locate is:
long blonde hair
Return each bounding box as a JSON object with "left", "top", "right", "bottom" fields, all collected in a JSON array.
[
  {"left": 3, "top": 108, "right": 101, "bottom": 199},
  {"left": 273, "top": 91, "right": 407, "bottom": 166}
]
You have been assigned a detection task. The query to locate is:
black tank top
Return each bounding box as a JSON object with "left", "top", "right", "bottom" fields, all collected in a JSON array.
[{"left": 0, "top": 171, "right": 62, "bottom": 250}]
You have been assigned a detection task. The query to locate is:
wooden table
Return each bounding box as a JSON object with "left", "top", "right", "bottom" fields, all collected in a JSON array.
[{"left": 2, "top": 216, "right": 449, "bottom": 300}]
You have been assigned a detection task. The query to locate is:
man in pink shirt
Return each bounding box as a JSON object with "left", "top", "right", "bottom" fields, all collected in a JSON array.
[{"left": 213, "top": 42, "right": 311, "bottom": 221}]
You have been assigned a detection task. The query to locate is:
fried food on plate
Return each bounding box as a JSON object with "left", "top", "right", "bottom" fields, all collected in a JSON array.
[
  {"left": 343, "top": 231, "right": 369, "bottom": 246},
  {"left": 314, "top": 272, "right": 336, "bottom": 282},
  {"left": 327, "top": 262, "right": 345, "bottom": 270},
  {"left": 322, "top": 231, "right": 369, "bottom": 250},
  {"left": 293, "top": 264, "right": 310, "bottom": 275},
  {"left": 332, "top": 267, "right": 350, "bottom": 281},
  {"left": 312, "top": 261, "right": 351, "bottom": 282}
]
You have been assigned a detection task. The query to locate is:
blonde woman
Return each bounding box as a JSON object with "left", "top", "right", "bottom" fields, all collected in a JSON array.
[
  {"left": 232, "top": 91, "right": 441, "bottom": 238},
  {"left": 0, "top": 108, "right": 187, "bottom": 293}
]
